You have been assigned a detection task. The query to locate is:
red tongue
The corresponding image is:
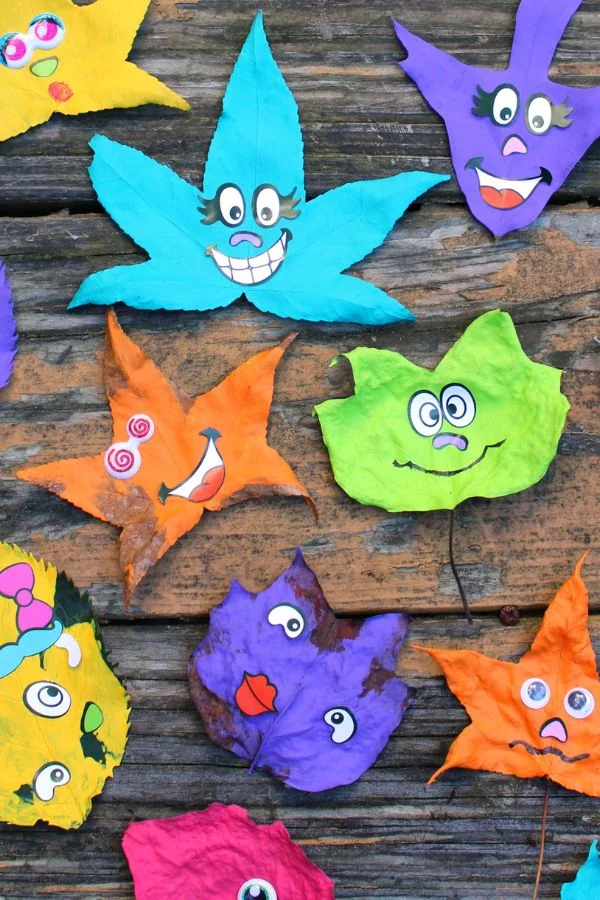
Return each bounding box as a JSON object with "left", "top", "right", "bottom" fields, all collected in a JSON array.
[{"left": 480, "top": 185, "right": 524, "bottom": 210}]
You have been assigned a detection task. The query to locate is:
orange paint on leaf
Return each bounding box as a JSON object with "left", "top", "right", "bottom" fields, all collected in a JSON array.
[{"left": 48, "top": 82, "right": 73, "bottom": 103}]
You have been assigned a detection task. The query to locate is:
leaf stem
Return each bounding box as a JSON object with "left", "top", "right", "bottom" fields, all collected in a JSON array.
[
  {"left": 532, "top": 778, "right": 550, "bottom": 900},
  {"left": 449, "top": 508, "right": 473, "bottom": 624}
]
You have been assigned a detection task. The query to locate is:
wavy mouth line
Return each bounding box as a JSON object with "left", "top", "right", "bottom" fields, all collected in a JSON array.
[
  {"left": 393, "top": 439, "right": 505, "bottom": 477},
  {"left": 206, "top": 228, "right": 289, "bottom": 285},
  {"left": 509, "top": 740, "right": 589, "bottom": 764},
  {"left": 465, "top": 157, "right": 552, "bottom": 208}
]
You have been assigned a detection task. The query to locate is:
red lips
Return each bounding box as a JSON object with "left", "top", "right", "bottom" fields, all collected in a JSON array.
[
  {"left": 189, "top": 464, "right": 226, "bottom": 503},
  {"left": 235, "top": 672, "right": 278, "bottom": 716},
  {"left": 480, "top": 185, "right": 524, "bottom": 210}
]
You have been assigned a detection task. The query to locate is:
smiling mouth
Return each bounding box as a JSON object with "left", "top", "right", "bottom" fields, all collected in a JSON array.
[
  {"left": 466, "top": 158, "right": 552, "bottom": 210},
  {"left": 509, "top": 740, "right": 589, "bottom": 764},
  {"left": 206, "top": 228, "right": 290, "bottom": 286},
  {"left": 393, "top": 439, "right": 505, "bottom": 476}
]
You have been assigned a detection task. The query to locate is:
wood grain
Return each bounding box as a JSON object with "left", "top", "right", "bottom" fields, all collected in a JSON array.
[{"left": 0, "top": 0, "right": 598, "bottom": 897}]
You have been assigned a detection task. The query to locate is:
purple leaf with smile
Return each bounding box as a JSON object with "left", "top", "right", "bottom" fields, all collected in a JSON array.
[{"left": 189, "top": 549, "right": 413, "bottom": 792}]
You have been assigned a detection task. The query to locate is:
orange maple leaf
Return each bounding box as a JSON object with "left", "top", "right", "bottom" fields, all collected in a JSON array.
[
  {"left": 18, "top": 312, "right": 313, "bottom": 605},
  {"left": 417, "top": 554, "right": 600, "bottom": 796}
]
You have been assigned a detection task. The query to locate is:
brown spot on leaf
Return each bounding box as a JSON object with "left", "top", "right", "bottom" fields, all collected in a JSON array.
[{"left": 359, "top": 660, "right": 397, "bottom": 698}]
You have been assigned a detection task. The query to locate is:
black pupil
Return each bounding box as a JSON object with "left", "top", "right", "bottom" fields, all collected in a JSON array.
[
  {"left": 288, "top": 618, "right": 300, "bottom": 632},
  {"left": 243, "top": 889, "right": 268, "bottom": 900},
  {"left": 424, "top": 407, "right": 439, "bottom": 424},
  {"left": 568, "top": 690, "right": 587, "bottom": 710},
  {"left": 46, "top": 687, "right": 60, "bottom": 698},
  {"left": 261, "top": 207, "right": 272, "bottom": 221},
  {"left": 447, "top": 402, "right": 458, "bottom": 415},
  {"left": 500, "top": 107, "right": 511, "bottom": 121},
  {"left": 332, "top": 713, "right": 344, "bottom": 724},
  {"left": 533, "top": 115, "right": 543, "bottom": 128},
  {"left": 51, "top": 769, "right": 64, "bottom": 783},
  {"left": 230, "top": 206, "right": 242, "bottom": 221}
]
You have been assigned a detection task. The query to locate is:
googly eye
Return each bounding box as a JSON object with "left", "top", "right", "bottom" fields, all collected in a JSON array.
[
  {"left": 441, "top": 384, "right": 476, "bottom": 428},
  {"left": 520, "top": 677, "right": 550, "bottom": 710},
  {"left": 126, "top": 414, "right": 154, "bottom": 443},
  {"left": 527, "top": 94, "right": 553, "bottom": 135},
  {"left": 267, "top": 603, "right": 305, "bottom": 638},
  {"left": 492, "top": 85, "right": 519, "bottom": 126},
  {"left": 29, "top": 14, "right": 65, "bottom": 49},
  {"left": 24, "top": 681, "right": 71, "bottom": 718},
  {"left": 254, "top": 186, "right": 281, "bottom": 227},
  {"left": 0, "top": 34, "right": 30, "bottom": 69},
  {"left": 564, "top": 687, "right": 595, "bottom": 719},
  {"left": 324, "top": 706, "right": 357, "bottom": 744},
  {"left": 218, "top": 185, "right": 245, "bottom": 226},
  {"left": 408, "top": 391, "right": 443, "bottom": 437},
  {"left": 104, "top": 442, "right": 141, "bottom": 479},
  {"left": 33, "top": 762, "right": 71, "bottom": 802},
  {"left": 238, "top": 880, "right": 277, "bottom": 900}
]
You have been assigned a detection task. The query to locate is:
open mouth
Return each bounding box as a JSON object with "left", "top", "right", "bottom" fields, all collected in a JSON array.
[
  {"left": 206, "top": 229, "right": 289, "bottom": 286},
  {"left": 393, "top": 439, "right": 505, "bottom": 477},
  {"left": 466, "top": 158, "right": 552, "bottom": 210},
  {"left": 235, "top": 672, "right": 278, "bottom": 716},
  {"left": 509, "top": 740, "right": 589, "bottom": 764}
]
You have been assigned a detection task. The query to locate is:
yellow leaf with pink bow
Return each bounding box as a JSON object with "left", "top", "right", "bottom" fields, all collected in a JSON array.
[{"left": 0, "top": 542, "right": 129, "bottom": 829}]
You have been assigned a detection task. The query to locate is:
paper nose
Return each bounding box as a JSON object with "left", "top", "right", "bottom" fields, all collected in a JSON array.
[
  {"left": 502, "top": 135, "right": 527, "bottom": 156},
  {"left": 539, "top": 717, "right": 567, "bottom": 743}
]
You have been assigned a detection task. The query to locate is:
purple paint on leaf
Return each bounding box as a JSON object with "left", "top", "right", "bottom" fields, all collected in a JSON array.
[
  {"left": 393, "top": 0, "right": 600, "bottom": 236},
  {"left": 0, "top": 262, "right": 17, "bottom": 389},
  {"left": 189, "top": 549, "right": 414, "bottom": 792}
]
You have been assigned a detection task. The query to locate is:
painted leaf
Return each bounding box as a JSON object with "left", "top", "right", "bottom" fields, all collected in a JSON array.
[
  {"left": 393, "top": 0, "right": 600, "bottom": 236},
  {"left": 315, "top": 309, "right": 569, "bottom": 511},
  {"left": 419, "top": 556, "right": 600, "bottom": 796},
  {"left": 69, "top": 11, "right": 448, "bottom": 325},
  {"left": 17, "top": 313, "right": 312, "bottom": 605},
  {"left": 562, "top": 841, "right": 600, "bottom": 899},
  {"left": 0, "top": 0, "right": 188, "bottom": 143},
  {"left": 122, "top": 804, "right": 335, "bottom": 899},
  {"left": 189, "top": 550, "right": 413, "bottom": 792},
  {"left": 0, "top": 262, "right": 17, "bottom": 389},
  {"left": 0, "top": 541, "right": 129, "bottom": 829}
]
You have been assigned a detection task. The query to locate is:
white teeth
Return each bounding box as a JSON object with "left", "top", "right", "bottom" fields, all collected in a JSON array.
[
  {"left": 208, "top": 233, "right": 289, "bottom": 285},
  {"left": 475, "top": 167, "right": 542, "bottom": 200}
]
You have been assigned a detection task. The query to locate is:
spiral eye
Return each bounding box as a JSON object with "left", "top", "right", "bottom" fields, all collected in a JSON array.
[
  {"left": 267, "top": 604, "right": 305, "bottom": 638},
  {"left": 408, "top": 391, "right": 442, "bottom": 437},
  {"left": 0, "top": 34, "right": 29, "bottom": 69},
  {"left": 254, "top": 186, "right": 281, "bottom": 227},
  {"left": 520, "top": 677, "right": 550, "bottom": 710},
  {"left": 492, "top": 85, "right": 519, "bottom": 126},
  {"left": 29, "top": 14, "right": 65, "bottom": 49},
  {"left": 564, "top": 687, "right": 595, "bottom": 719},
  {"left": 24, "top": 682, "right": 71, "bottom": 718},
  {"left": 441, "top": 384, "right": 476, "bottom": 428},
  {"left": 33, "top": 763, "right": 71, "bottom": 802},
  {"left": 324, "top": 707, "right": 357, "bottom": 744},
  {"left": 527, "top": 94, "right": 552, "bottom": 135},
  {"left": 238, "top": 879, "right": 277, "bottom": 900},
  {"left": 218, "top": 185, "right": 245, "bottom": 226}
]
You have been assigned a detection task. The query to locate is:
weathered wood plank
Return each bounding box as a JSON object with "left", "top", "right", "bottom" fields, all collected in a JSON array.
[{"left": 1, "top": 618, "right": 599, "bottom": 898}]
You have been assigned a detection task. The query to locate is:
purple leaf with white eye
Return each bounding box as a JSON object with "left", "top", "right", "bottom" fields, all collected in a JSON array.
[{"left": 0, "top": 262, "right": 17, "bottom": 389}]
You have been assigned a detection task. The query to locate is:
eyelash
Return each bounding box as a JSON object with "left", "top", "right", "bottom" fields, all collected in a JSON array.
[{"left": 472, "top": 86, "right": 573, "bottom": 129}]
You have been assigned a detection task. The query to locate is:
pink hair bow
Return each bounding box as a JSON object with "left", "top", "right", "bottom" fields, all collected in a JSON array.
[{"left": 0, "top": 562, "right": 54, "bottom": 633}]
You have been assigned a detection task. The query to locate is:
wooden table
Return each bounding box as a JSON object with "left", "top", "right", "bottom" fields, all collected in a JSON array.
[{"left": 0, "top": 0, "right": 598, "bottom": 896}]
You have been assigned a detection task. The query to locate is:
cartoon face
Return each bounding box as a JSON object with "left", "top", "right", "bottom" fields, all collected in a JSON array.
[
  {"left": 0, "top": 544, "right": 129, "bottom": 829},
  {"left": 393, "top": 0, "right": 600, "bottom": 236},
  {"left": 426, "top": 557, "right": 600, "bottom": 796},
  {"left": 0, "top": 1, "right": 187, "bottom": 142},
  {"left": 201, "top": 183, "right": 301, "bottom": 286},
  {"left": 189, "top": 550, "right": 413, "bottom": 792},
  {"left": 123, "top": 805, "right": 335, "bottom": 899},
  {"left": 315, "top": 310, "right": 569, "bottom": 512}
]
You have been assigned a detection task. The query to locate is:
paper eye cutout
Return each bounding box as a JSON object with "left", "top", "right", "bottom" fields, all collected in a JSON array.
[
  {"left": 492, "top": 85, "right": 519, "bottom": 126},
  {"left": 564, "top": 688, "right": 595, "bottom": 720},
  {"left": 526, "top": 94, "right": 553, "bottom": 135},
  {"left": 218, "top": 185, "right": 245, "bottom": 227},
  {"left": 267, "top": 604, "right": 305, "bottom": 638},
  {"left": 105, "top": 414, "right": 154, "bottom": 480},
  {"left": 520, "top": 677, "right": 550, "bottom": 710},
  {"left": 253, "top": 186, "right": 281, "bottom": 227},
  {"left": 0, "top": 34, "right": 28, "bottom": 69},
  {"left": 324, "top": 707, "right": 357, "bottom": 744},
  {"left": 441, "top": 384, "right": 476, "bottom": 428},
  {"left": 29, "top": 14, "right": 65, "bottom": 49},
  {"left": 126, "top": 414, "right": 154, "bottom": 442},
  {"left": 24, "top": 681, "right": 71, "bottom": 718},
  {"left": 33, "top": 762, "right": 71, "bottom": 801},
  {"left": 238, "top": 879, "right": 278, "bottom": 900},
  {"left": 409, "top": 391, "right": 442, "bottom": 437}
]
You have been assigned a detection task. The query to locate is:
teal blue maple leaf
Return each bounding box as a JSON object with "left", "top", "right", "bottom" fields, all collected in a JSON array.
[{"left": 70, "top": 11, "right": 448, "bottom": 324}]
